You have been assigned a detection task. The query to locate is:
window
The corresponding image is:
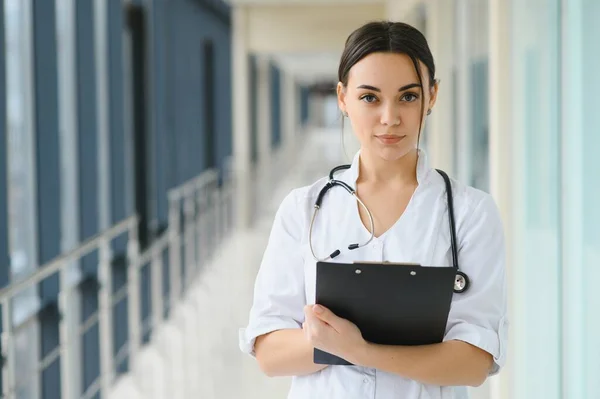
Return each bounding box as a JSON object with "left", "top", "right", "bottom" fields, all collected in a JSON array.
[
  {"left": 562, "top": 1, "right": 600, "bottom": 397},
  {"left": 511, "top": 0, "right": 562, "bottom": 397},
  {"left": 5, "top": 1, "right": 41, "bottom": 398}
]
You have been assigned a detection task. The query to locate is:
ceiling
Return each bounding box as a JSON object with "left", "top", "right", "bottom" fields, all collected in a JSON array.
[
  {"left": 270, "top": 52, "right": 342, "bottom": 84},
  {"left": 234, "top": 2, "right": 388, "bottom": 83},
  {"left": 225, "top": 0, "right": 425, "bottom": 84}
]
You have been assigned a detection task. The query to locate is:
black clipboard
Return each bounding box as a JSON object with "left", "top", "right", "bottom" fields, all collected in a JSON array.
[{"left": 313, "top": 261, "right": 456, "bottom": 365}]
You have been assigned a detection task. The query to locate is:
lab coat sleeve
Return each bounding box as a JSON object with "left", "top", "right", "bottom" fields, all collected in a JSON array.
[
  {"left": 443, "top": 193, "right": 509, "bottom": 376},
  {"left": 239, "top": 189, "right": 307, "bottom": 357}
]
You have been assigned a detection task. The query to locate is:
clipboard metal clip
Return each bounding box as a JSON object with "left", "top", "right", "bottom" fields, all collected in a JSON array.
[{"left": 352, "top": 261, "right": 421, "bottom": 266}]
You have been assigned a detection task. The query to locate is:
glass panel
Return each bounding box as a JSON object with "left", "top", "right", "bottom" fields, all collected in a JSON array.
[
  {"left": 581, "top": 2, "right": 600, "bottom": 397},
  {"left": 14, "top": 323, "right": 39, "bottom": 399},
  {"left": 468, "top": 0, "right": 489, "bottom": 192},
  {"left": 5, "top": 0, "right": 36, "bottom": 280},
  {"left": 511, "top": 0, "right": 562, "bottom": 397},
  {"left": 5, "top": 2, "right": 40, "bottom": 397}
]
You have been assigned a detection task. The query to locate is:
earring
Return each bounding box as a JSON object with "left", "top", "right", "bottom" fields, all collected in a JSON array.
[
  {"left": 427, "top": 109, "right": 432, "bottom": 116},
  {"left": 343, "top": 111, "right": 348, "bottom": 117}
]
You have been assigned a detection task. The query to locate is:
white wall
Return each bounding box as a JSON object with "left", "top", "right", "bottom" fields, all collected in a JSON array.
[{"left": 246, "top": 4, "right": 386, "bottom": 53}]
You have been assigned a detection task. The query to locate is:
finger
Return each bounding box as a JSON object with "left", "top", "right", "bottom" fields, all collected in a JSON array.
[
  {"left": 305, "top": 305, "right": 328, "bottom": 326},
  {"left": 304, "top": 304, "right": 312, "bottom": 316},
  {"left": 305, "top": 315, "right": 330, "bottom": 343},
  {"left": 312, "top": 305, "right": 342, "bottom": 332}
]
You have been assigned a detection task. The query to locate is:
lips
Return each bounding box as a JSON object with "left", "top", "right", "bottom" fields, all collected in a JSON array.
[{"left": 376, "top": 135, "right": 406, "bottom": 144}]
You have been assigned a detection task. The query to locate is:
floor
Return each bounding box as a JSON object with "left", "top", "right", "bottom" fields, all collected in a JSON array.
[{"left": 196, "top": 128, "right": 349, "bottom": 399}]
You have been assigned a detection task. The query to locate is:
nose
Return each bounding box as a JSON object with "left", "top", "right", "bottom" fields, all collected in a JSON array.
[{"left": 380, "top": 103, "right": 401, "bottom": 126}]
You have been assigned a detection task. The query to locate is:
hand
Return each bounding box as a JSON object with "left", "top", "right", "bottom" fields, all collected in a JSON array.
[{"left": 303, "top": 304, "right": 367, "bottom": 364}]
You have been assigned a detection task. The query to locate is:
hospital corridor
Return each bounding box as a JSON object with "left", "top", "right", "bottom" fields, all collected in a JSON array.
[{"left": 0, "top": 0, "right": 598, "bottom": 398}]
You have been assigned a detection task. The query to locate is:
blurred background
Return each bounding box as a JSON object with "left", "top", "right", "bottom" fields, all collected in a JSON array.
[{"left": 0, "top": 0, "right": 598, "bottom": 398}]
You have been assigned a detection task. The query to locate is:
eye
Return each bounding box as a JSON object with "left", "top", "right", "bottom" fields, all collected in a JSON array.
[
  {"left": 401, "top": 93, "right": 419, "bottom": 102},
  {"left": 360, "top": 94, "right": 378, "bottom": 103}
]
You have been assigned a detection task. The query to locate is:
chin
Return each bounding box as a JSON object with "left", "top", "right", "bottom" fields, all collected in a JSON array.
[{"left": 373, "top": 145, "right": 416, "bottom": 162}]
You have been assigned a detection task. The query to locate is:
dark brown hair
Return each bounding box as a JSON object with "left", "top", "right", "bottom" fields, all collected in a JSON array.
[{"left": 339, "top": 21, "right": 436, "bottom": 146}]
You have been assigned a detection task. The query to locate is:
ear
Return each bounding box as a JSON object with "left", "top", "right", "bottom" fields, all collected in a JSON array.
[
  {"left": 337, "top": 82, "right": 347, "bottom": 114},
  {"left": 428, "top": 79, "right": 440, "bottom": 111}
]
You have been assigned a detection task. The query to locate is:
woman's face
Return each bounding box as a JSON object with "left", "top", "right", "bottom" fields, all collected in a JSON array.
[{"left": 337, "top": 52, "right": 438, "bottom": 162}]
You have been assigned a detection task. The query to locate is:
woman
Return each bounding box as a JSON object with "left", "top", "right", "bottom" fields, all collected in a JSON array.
[{"left": 239, "top": 21, "right": 508, "bottom": 398}]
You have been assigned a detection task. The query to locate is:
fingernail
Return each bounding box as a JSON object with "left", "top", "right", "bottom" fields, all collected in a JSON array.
[{"left": 313, "top": 305, "right": 323, "bottom": 314}]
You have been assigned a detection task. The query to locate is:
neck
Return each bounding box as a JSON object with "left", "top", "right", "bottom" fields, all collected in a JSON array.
[{"left": 357, "top": 149, "right": 419, "bottom": 185}]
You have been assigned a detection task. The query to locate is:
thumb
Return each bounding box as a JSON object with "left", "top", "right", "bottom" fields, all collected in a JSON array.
[{"left": 312, "top": 305, "right": 342, "bottom": 330}]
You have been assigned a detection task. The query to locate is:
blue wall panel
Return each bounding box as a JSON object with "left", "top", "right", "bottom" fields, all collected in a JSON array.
[
  {"left": 0, "top": 0, "right": 8, "bottom": 291},
  {"left": 32, "top": 1, "right": 62, "bottom": 397},
  {"left": 214, "top": 14, "right": 232, "bottom": 172},
  {"left": 41, "top": 358, "right": 61, "bottom": 399},
  {"left": 270, "top": 63, "right": 281, "bottom": 149},
  {"left": 33, "top": 1, "right": 61, "bottom": 267},
  {"left": 162, "top": 248, "right": 170, "bottom": 317},
  {"left": 140, "top": 263, "right": 152, "bottom": 343},
  {"left": 470, "top": 60, "right": 489, "bottom": 192},
  {"left": 82, "top": 324, "right": 100, "bottom": 390},
  {"left": 165, "top": 0, "right": 231, "bottom": 188},
  {"left": 249, "top": 55, "right": 258, "bottom": 164},
  {"left": 113, "top": 295, "right": 129, "bottom": 374},
  {"left": 76, "top": 0, "right": 99, "bottom": 245},
  {"left": 108, "top": 0, "right": 127, "bottom": 226},
  {"left": 76, "top": 1, "right": 101, "bottom": 392},
  {"left": 0, "top": 5, "right": 5, "bottom": 393},
  {"left": 151, "top": 0, "right": 168, "bottom": 229},
  {"left": 300, "top": 86, "right": 310, "bottom": 127},
  {"left": 107, "top": 0, "right": 131, "bottom": 380}
]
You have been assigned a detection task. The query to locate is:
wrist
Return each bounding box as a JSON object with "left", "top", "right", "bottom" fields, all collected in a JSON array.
[{"left": 349, "top": 340, "right": 371, "bottom": 366}]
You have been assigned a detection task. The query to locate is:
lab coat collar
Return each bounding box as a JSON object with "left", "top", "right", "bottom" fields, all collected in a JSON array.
[{"left": 342, "top": 148, "right": 432, "bottom": 188}]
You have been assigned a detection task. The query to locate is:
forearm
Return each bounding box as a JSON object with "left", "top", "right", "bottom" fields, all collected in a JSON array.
[
  {"left": 254, "top": 329, "right": 328, "bottom": 377},
  {"left": 351, "top": 340, "right": 493, "bottom": 387}
]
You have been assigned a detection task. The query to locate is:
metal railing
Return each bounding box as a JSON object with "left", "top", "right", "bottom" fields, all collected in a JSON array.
[
  {"left": 0, "top": 165, "right": 235, "bottom": 399},
  {"left": 249, "top": 141, "right": 302, "bottom": 224}
]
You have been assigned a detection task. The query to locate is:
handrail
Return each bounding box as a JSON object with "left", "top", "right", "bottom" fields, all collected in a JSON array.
[
  {"left": 0, "top": 163, "right": 237, "bottom": 399},
  {"left": 0, "top": 215, "right": 137, "bottom": 301},
  {"left": 136, "top": 231, "right": 170, "bottom": 267},
  {"left": 168, "top": 169, "right": 219, "bottom": 203}
]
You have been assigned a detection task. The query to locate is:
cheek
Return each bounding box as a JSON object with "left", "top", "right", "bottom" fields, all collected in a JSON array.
[
  {"left": 349, "top": 108, "right": 379, "bottom": 133},
  {"left": 403, "top": 105, "right": 425, "bottom": 124}
]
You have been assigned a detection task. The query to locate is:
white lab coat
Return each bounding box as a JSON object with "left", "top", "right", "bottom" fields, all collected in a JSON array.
[{"left": 239, "top": 150, "right": 508, "bottom": 399}]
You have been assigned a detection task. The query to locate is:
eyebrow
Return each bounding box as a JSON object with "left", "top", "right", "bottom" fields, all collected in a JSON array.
[{"left": 356, "top": 83, "right": 422, "bottom": 92}]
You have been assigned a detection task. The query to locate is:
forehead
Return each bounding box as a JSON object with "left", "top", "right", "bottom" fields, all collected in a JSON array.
[{"left": 347, "top": 52, "right": 424, "bottom": 88}]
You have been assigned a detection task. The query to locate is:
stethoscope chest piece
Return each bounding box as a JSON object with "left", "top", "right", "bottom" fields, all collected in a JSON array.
[{"left": 454, "top": 271, "right": 470, "bottom": 294}]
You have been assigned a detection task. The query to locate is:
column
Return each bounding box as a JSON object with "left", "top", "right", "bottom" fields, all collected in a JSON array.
[
  {"left": 488, "top": 0, "right": 514, "bottom": 398},
  {"left": 94, "top": 0, "right": 115, "bottom": 395},
  {"left": 56, "top": 0, "right": 81, "bottom": 397},
  {"left": 560, "top": 1, "right": 585, "bottom": 398},
  {"left": 424, "top": 0, "right": 455, "bottom": 174},
  {"left": 0, "top": 0, "right": 6, "bottom": 291},
  {"left": 309, "top": 93, "right": 324, "bottom": 128},
  {"left": 455, "top": 0, "right": 472, "bottom": 183},
  {"left": 231, "top": 6, "right": 252, "bottom": 229},
  {"left": 256, "top": 54, "right": 272, "bottom": 167},
  {"left": 282, "top": 69, "right": 297, "bottom": 150}
]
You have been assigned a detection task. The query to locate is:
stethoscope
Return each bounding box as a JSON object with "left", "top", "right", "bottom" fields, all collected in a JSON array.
[{"left": 308, "top": 165, "right": 470, "bottom": 294}]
